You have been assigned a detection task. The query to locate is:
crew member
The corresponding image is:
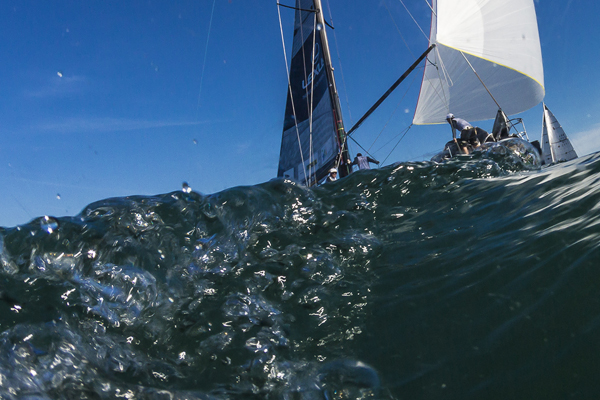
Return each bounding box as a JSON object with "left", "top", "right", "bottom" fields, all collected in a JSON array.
[
  {"left": 326, "top": 168, "right": 338, "bottom": 182},
  {"left": 446, "top": 113, "right": 480, "bottom": 153},
  {"left": 351, "top": 153, "right": 380, "bottom": 170}
]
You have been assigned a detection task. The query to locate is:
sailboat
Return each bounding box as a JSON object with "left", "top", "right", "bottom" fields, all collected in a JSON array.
[
  {"left": 540, "top": 104, "right": 578, "bottom": 165},
  {"left": 277, "top": 0, "right": 546, "bottom": 184},
  {"left": 414, "top": 0, "right": 544, "bottom": 124},
  {"left": 414, "top": 0, "right": 545, "bottom": 162},
  {"left": 276, "top": 0, "right": 351, "bottom": 186}
]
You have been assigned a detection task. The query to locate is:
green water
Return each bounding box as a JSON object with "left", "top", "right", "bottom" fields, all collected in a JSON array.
[{"left": 1, "top": 152, "right": 600, "bottom": 399}]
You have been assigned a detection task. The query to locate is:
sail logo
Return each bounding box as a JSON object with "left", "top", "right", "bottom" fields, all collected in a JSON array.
[
  {"left": 301, "top": 43, "right": 325, "bottom": 90},
  {"left": 282, "top": 33, "right": 328, "bottom": 130}
]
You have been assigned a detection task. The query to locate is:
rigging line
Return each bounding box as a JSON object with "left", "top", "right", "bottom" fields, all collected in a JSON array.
[
  {"left": 309, "top": 134, "right": 314, "bottom": 185},
  {"left": 423, "top": 0, "right": 435, "bottom": 16},
  {"left": 298, "top": 4, "right": 314, "bottom": 184},
  {"left": 321, "top": 0, "right": 352, "bottom": 177},
  {"left": 460, "top": 51, "right": 502, "bottom": 110},
  {"left": 418, "top": 45, "right": 450, "bottom": 116},
  {"left": 324, "top": 0, "right": 353, "bottom": 126},
  {"left": 298, "top": 4, "right": 313, "bottom": 183},
  {"left": 368, "top": 71, "right": 419, "bottom": 153},
  {"left": 380, "top": 124, "right": 413, "bottom": 165},
  {"left": 299, "top": 7, "right": 310, "bottom": 131},
  {"left": 278, "top": 3, "right": 316, "bottom": 13},
  {"left": 346, "top": 135, "right": 376, "bottom": 161},
  {"left": 277, "top": 1, "right": 308, "bottom": 182},
  {"left": 434, "top": 46, "right": 451, "bottom": 112},
  {"left": 372, "top": 118, "right": 411, "bottom": 154},
  {"left": 335, "top": 133, "right": 349, "bottom": 170},
  {"left": 396, "top": 0, "right": 429, "bottom": 42},
  {"left": 9, "top": 192, "right": 33, "bottom": 219},
  {"left": 347, "top": 44, "right": 435, "bottom": 137},
  {"left": 197, "top": 0, "right": 217, "bottom": 110},
  {"left": 308, "top": 11, "right": 318, "bottom": 185},
  {"left": 383, "top": 0, "right": 415, "bottom": 59},
  {"left": 277, "top": 0, "right": 333, "bottom": 31},
  {"left": 334, "top": 111, "right": 353, "bottom": 170}
]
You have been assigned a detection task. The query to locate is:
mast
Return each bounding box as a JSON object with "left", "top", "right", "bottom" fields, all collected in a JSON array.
[{"left": 313, "top": 0, "right": 351, "bottom": 177}]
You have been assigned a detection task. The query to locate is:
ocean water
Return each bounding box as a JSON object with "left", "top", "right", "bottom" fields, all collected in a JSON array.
[{"left": 1, "top": 150, "right": 600, "bottom": 399}]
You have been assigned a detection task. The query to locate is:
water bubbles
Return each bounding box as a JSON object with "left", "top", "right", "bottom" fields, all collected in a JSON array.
[
  {"left": 40, "top": 216, "right": 59, "bottom": 234},
  {"left": 245, "top": 337, "right": 270, "bottom": 353},
  {"left": 223, "top": 296, "right": 250, "bottom": 317},
  {"left": 318, "top": 360, "right": 381, "bottom": 398},
  {"left": 182, "top": 182, "right": 192, "bottom": 193}
]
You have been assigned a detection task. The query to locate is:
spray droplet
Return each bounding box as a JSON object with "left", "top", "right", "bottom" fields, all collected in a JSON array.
[
  {"left": 182, "top": 182, "right": 192, "bottom": 193},
  {"left": 57, "top": 71, "right": 63, "bottom": 78},
  {"left": 193, "top": 139, "right": 198, "bottom": 145},
  {"left": 56, "top": 193, "right": 61, "bottom": 200},
  {"left": 316, "top": 23, "right": 323, "bottom": 31},
  {"left": 40, "top": 216, "right": 59, "bottom": 234}
]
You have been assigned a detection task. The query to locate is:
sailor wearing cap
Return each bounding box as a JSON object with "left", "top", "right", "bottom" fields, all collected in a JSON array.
[
  {"left": 445, "top": 113, "right": 473, "bottom": 139},
  {"left": 326, "top": 168, "right": 338, "bottom": 182}
]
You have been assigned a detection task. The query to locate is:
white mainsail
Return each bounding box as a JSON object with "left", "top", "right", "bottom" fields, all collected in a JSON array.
[
  {"left": 541, "top": 104, "right": 578, "bottom": 164},
  {"left": 413, "top": 0, "right": 545, "bottom": 125}
]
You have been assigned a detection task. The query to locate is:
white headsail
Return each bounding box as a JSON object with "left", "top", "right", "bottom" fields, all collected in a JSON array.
[
  {"left": 541, "top": 104, "right": 578, "bottom": 164},
  {"left": 413, "top": 0, "right": 545, "bottom": 125}
]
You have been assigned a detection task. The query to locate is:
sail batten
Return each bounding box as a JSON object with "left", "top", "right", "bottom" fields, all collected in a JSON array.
[{"left": 414, "top": 0, "right": 545, "bottom": 125}]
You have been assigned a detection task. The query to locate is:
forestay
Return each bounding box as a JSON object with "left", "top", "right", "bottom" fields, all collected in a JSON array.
[{"left": 413, "top": 0, "right": 545, "bottom": 125}]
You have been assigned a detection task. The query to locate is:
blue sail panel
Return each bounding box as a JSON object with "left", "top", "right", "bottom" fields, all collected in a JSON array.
[{"left": 278, "top": 0, "right": 341, "bottom": 186}]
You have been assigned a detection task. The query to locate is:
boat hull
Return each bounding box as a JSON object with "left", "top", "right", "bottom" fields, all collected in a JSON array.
[{"left": 431, "top": 137, "right": 542, "bottom": 169}]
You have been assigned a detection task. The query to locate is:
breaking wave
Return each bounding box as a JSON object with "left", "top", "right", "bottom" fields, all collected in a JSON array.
[{"left": 2, "top": 152, "right": 600, "bottom": 399}]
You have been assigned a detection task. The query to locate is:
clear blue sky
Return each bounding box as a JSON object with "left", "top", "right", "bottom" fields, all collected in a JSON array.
[{"left": 0, "top": 0, "right": 597, "bottom": 227}]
